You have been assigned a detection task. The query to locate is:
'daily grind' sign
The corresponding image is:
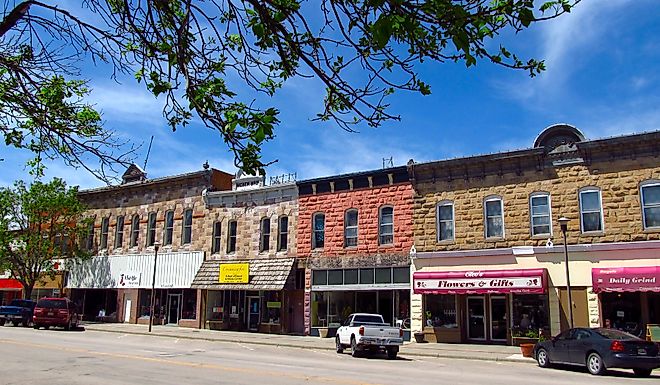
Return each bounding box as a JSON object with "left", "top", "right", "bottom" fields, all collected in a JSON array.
[{"left": 219, "top": 263, "right": 249, "bottom": 284}]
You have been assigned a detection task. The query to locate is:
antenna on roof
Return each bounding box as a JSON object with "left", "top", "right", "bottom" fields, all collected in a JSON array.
[
  {"left": 143, "top": 135, "right": 154, "bottom": 171},
  {"left": 382, "top": 157, "right": 393, "bottom": 169}
]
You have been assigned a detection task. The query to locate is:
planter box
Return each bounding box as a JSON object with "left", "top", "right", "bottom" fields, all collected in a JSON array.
[
  {"left": 423, "top": 326, "right": 461, "bottom": 343},
  {"left": 512, "top": 337, "right": 539, "bottom": 346}
]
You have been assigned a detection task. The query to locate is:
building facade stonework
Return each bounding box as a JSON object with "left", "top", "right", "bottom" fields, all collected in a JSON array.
[{"left": 409, "top": 124, "right": 660, "bottom": 345}]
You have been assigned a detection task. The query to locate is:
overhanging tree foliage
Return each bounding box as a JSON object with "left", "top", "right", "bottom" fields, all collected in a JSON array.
[
  {"left": 0, "top": 178, "right": 91, "bottom": 299},
  {"left": 0, "top": 0, "right": 578, "bottom": 178}
]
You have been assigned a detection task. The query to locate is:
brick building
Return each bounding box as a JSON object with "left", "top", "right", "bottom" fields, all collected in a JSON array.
[
  {"left": 67, "top": 164, "right": 233, "bottom": 327},
  {"left": 409, "top": 124, "right": 660, "bottom": 345},
  {"left": 297, "top": 167, "right": 414, "bottom": 337},
  {"left": 190, "top": 171, "right": 305, "bottom": 334}
]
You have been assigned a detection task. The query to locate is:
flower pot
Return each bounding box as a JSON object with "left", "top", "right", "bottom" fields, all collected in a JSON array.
[
  {"left": 318, "top": 327, "right": 329, "bottom": 338},
  {"left": 520, "top": 343, "right": 535, "bottom": 358},
  {"left": 414, "top": 332, "right": 426, "bottom": 343}
]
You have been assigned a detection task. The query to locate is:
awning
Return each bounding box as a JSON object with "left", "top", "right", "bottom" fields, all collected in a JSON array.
[
  {"left": 592, "top": 266, "right": 660, "bottom": 293},
  {"left": 0, "top": 279, "right": 23, "bottom": 290},
  {"left": 413, "top": 268, "right": 547, "bottom": 295},
  {"left": 191, "top": 258, "right": 295, "bottom": 290}
]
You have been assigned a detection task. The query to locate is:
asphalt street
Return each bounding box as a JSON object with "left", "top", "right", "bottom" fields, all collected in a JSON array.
[{"left": 0, "top": 325, "right": 657, "bottom": 385}]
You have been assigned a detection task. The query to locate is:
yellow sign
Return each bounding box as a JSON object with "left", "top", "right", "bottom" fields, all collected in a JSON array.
[{"left": 219, "top": 263, "right": 249, "bottom": 284}]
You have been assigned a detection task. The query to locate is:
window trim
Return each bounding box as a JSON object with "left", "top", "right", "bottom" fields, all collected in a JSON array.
[
  {"left": 163, "top": 210, "right": 174, "bottom": 246},
  {"left": 344, "top": 209, "right": 359, "bottom": 248},
  {"left": 436, "top": 200, "right": 455, "bottom": 242},
  {"left": 146, "top": 211, "right": 157, "bottom": 247},
  {"left": 181, "top": 208, "right": 193, "bottom": 245},
  {"left": 130, "top": 214, "right": 140, "bottom": 248},
  {"left": 483, "top": 195, "right": 505, "bottom": 239},
  {"left": 312, "top": 212, "right": 325, "bottom": 249},
  {"left": 114, "top": 215, "right": 125, "bottom": 249},
  {"left": 227, "top": 220, "right": 238, "bottom": 253},
  {"left": 378, "top": 205, "right": 394, "bottom": 245},
  {"left": 100, "top": 217, "right": 110, "bottom": 250},
  {"left": 579, "top": 187, "right": 604, "bottom": 233},
  {"left": 640, "top": 180, "right": 660, "bottom": 230},
  {"left": 212, "top": 221, "right": 222, "bottom": 253},
  {"left": 277, "top": 215, "right": 288, "bottom": 252},
  {"left": 529, "top": 192, "right": 553, "bottom": 237},
  {"left": 260, "top": 217, "right": 271, "bottom": 252}
]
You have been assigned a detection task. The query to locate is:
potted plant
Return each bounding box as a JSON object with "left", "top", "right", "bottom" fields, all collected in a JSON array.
[{"left": 414, "top": 331, "right": 426, "bottom": 343}]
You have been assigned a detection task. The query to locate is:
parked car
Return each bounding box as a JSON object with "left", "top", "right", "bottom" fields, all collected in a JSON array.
[
  {"left": 33, "top": 297, "right": 79, "bottom": 331},
  {"left": 534, "top": 327, "right": 660, "bottom": 377},
  {"left": 0, "top": 299, "right": 36, "bottom": 327},
  {"left": 335, "top": 313, "right": 404, "bottom": 359}
]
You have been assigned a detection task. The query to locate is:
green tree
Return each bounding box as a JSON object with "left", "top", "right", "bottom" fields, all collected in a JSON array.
[
  {"left": 0, "top": 0, "right": 578, "bottom": 177},
  {"left": 0, "top": 178, "right": 92, "bottom": 299}
]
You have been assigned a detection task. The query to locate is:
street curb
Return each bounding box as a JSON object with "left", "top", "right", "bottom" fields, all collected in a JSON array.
[{"left": 84, "top": 327, "right": 535, "bottom": 364}]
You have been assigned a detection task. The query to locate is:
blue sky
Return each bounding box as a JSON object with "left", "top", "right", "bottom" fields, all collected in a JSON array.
[{"left": 2, "top": 0, "right": 659, "bottom": 189}]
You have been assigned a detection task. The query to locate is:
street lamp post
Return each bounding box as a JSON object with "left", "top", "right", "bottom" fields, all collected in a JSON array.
[
  {"left": 148, "top": 242, "right": 160, "bottom": 333},
  {"left": 558, "top": 217, "right": 574, "bottom": 330}
]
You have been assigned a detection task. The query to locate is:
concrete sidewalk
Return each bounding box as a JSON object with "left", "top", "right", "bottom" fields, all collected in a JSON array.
[{"left": 81, "top": 322, "right": 535, "bottom": 364}]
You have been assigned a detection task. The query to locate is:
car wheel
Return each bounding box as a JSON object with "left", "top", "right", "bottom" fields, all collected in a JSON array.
[
  {"left": 335, "top": 336, "right": 344, "bottom": 354},
  {"left": 351, "top": 337, "right": 359, "bottom": 358},
  {"left": 0, "top": 319, "right": 5, "bottom": 326},
  {"left": 386, "top": 347, "right": 398, "bottom": 360},
  {"left": 33, "top": 324, "right": 40, "bottom": 330},
  {"left": 586, "top": 352, "right": 606, "bottom": 375},
  {"left": 64, "top": 319, "right": 71, "bottom": 331},
  {"left": 44, "top": 325, "right": 49, "bottom": 330},
  {"left": 12, "top": 321, "right": 19, "bottom": 327},
  {"left": 536, "top": 348, "right": 551, "bottom": 368},
  {"left": 22, "top": 318, "right": 30, "bottom": 327},
  {"left": 633, "top": 368, "right": 652, "bottom": 378}
]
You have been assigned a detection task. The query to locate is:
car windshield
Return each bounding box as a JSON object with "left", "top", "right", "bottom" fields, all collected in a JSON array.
[
  {"left": 36, "top": 299, "right": 67, "bottom": 309},
  {"left": 8, "top": 300, "right": 33, "bottom": 308},
  {"left": 594, "top": 328, "right": 639, "bottom": 340},
  {"left": 352, "top": 315, "right": 386, "bottom": 325}
]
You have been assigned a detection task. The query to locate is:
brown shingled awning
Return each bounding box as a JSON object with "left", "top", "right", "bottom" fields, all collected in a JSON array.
[{"left": 191, "top": 258, "right": 295, "bottom": 290}]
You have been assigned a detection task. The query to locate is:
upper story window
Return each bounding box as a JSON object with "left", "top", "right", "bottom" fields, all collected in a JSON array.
[
  {"left": 344, "top": 209, "right": 358, "bottom": 247},
  {"left": 146, "top": 212, "right": 157, "bottom": 247},
  {"left": 379, "top": 206, "right": 394, "bottom": 245},
  {"left": 212, "top": 221, "right": 222, "bottom": 253},
  {"left": 130, "top": 214, "right": 140, "bottom": 247},
  {"left": 163, "top": 210, "right": 174, "bottom": 246},
  {"left": 312, "top": 213, "right": 325, "bottom": 249},
  {"left": 182, "top": 208, "right": 193, "bottom": 245},
  {"left": 436, "top": 201, "right": 454, "bottom": 242},
  {"left": 100, "top": 217, "right": 110, "bottom": 249},
  {"left": 530, "top": 193, "right": 552, "bottom": 236},
  {"left": 579, "top": 188, "right": 603, "bottom": 233},
  {"left": 227, "top": 220, "right": 237, "bottom": 253},
  {"left": 484, "top": 196, "right": 504, "bottom": 238},
  {"left": 114, "top": 215, "right": 125, "bottom": 248},
  {"left": 85, "top": 220, "right": 95, "bottom": 251},
  {"left": 640, "top": 181, "right": 660, "bottom": 229},
  {"left": 260, "top": 217, "right": 271, "bottom": 252},
  {"left": 278, "top": 216, "right": 289, "bottom": 251}
]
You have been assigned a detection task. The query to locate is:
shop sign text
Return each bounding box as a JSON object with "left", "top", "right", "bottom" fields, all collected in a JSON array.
[{"left": 219, "top": 263, "right": 249, "bottom": 284}]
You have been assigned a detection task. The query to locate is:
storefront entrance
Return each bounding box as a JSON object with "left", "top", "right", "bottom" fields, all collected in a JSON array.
[
  {"left": 466, "top": 295, "right": 508, "bottom": 342},
  {"left": 246, "top": 296, "right": 260, "bottom": 331},
  {"left": 167, "top": 294, "right": 181, "bottom": 325}
]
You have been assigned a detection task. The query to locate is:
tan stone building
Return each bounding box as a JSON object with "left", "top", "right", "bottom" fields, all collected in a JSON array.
[
  {"left": 67, "top": 164, "right": 233, "bottom": 327},
  {"left": 190, "top": 171, "right": 304, "bottom": 334},
  {"left": 409, "top": 124, "right": 660, "bottom": 345}
]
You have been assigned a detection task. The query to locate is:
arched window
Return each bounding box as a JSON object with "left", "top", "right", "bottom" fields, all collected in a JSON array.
[
  {"left": 182, "top": 208, "right": 193, "bottom": 245},
  {"left": 146, "top": 211, "right": 157, "bottom": 246},
  {"left": 344, "top": 209, "right": 358, "bottom": 247},
  {"left": 484, "top": 196, "right": 504, "bottom": 238},
  {"left": 227, "top": 220, "right": 238, "bottom": 253},
  {"left": 260, "top": 217, "right": 271, "bottom": 252},
  {"left": 114, "top": 215, "right": 125, "bottom": 248},
  {"left": 212, "top": 221, "right": 222, "bottom": 253},
  {"left": 130, "top": 214, "right": 140, "bottom": 247},
  {"left": 436, "top": 201, "right": 454, "bottom": 242},
  {"left": 579, "top": 187, "right": 603, "bottom": 233},
  {"left": 278, "top": 216, "right": 289, "bottom": 251},
  {"left": 312, "top": 213, "right": 325, "bottom": 249},
  {"left": 163, "top": 210, "right": 174, "bottom": 246},
  {"left": 379, "top": 206, "right": 394, "bottom": 245},
  {"left": 100, "top": 217, "right": 110, "bottom": 249}
]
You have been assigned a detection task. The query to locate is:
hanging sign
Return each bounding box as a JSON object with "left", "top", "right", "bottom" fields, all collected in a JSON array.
[
  {"left": 119, "top": 272, "right": 141, "bottom": 288},
  {"left": 219, "top": 263, "right": 249, "bottom": 284}
]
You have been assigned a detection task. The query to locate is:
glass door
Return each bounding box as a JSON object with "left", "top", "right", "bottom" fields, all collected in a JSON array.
[
  {"left": 167, "top": 294, "right": 181, "bottom": 325},
  {"left": 467, "top": 296, "right": 486, "bottom": 340},
  {"left": 246, "top": 296, "right": 260, "bottom": 331},
  {"left": 490, "top": 296, "right": 507, "bottom": 341}
]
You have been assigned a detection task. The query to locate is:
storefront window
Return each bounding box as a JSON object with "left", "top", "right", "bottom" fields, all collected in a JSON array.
[
  {"left": 424, "top": 295, "right": 457, "bottom": 328},
  {"left": 511, "top": 294, "right": 549, "bottom": 337},
  {"left": 311, "top": 292, "right": 327, "bottom": 327},
  {"left": 181, "top": 289, "right": 197, "bottom": 319},
  {"left": 601, "top": 292, "right": 643, "bottom": 336},
  {"left": 139, "top": 290, "right": 151, "bottom": 317},
  {"left": 206, "top": 291, "right": 224, "bottom": 321},
  {"left": 328, "top": 291, "right": 354, "bottom": 327},
  {"left": 312, "top": 290, "right": 410, "bottom": 328},
  {"left": 396, "top": 290, "right": 410, "bottom": 329},
  {"left": 261, "top": 291, "right": 282, "bottom": 324}
]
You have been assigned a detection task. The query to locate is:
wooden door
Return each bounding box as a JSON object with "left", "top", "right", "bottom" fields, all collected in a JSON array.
[{"left": 559, "top": 287, "right": 589, "bottom": 331}]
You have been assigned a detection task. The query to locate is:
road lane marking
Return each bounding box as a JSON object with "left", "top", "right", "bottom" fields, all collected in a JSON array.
[
  {"left": 0, "top": 338, "right": 381, "bottom": 385},
  {"left": 237, "top": 343, "right": 255, "bottom": 351}
]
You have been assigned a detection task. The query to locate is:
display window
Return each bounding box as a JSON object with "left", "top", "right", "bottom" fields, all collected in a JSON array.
[
  {"left": 423, "top": 295, "right": 457, "bottom": 328},
  {"left": 511, "top": 294, "right": 549, "bottom": 338}
]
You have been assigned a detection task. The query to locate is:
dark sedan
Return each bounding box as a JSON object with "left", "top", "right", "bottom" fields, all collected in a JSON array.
[{"left": 534, "top": 327, "right": 660, "bottom": 377}]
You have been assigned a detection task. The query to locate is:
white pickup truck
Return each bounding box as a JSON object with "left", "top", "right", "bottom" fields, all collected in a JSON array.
[{"left": 335, "top": 313, "right": 404, "bottom": 359}]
